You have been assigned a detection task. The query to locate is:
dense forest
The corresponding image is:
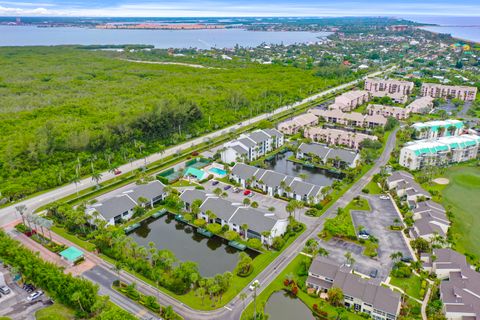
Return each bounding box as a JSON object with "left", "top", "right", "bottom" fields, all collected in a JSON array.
[{"left": 0, "top": 46, "right": 356, "bottom": 201}]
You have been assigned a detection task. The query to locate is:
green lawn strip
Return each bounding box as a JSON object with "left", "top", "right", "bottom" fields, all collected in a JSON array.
[
  {"left": 35, "top": 303, "right": 75, "bottom": 320},
  {"left": 241, "top": 255, "right": 364, "bottom": 320},
  {"left": 389, "top": 274, "right": 424, "bottom": 300},
  {"left": 51, "top": 226, "right": 96, "bottom": 252},
  {"left": 170, "top": 180, "right": 201, "bottom": 188},
  {"left": 364, "top": 180, "right": 383, "bottom": 195}
]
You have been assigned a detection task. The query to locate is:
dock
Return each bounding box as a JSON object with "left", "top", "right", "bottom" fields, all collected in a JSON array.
[
  {"left": 228, "top": 241, "right": 246, "bottom": 251},
  {"left": 124, "top": 223, "right": 141, "bottom": 234},
  {"left": 152, "top": 209, "right": 167, "bottom": 219},
  {"left": 196, "top": 228, "right": 213, "bottom": 238}
]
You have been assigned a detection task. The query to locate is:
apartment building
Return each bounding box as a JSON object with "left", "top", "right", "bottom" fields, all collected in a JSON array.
[
  {"left": 230, "top": 163, "right": 324, "bottom": 203},
  {"left": 330, "top": 90, "right": 371, "bottom": 112},
  {"left": 277, "top": 112, "right": 318, "bottom": 135},
  {"left": 366, "top": 104, "right": 410, "bottom": 120},
  {"left": 421, "top": 83, "right": 477, "bottom": 101},
  {"left": 386, "top": 171, "right": 431, "bottom": 204},
  {"left": 306, "top": 257, "right": 402, "bottom": 320},
  {"left": 310, "top": 108, "right": 387, "bottom": 128},
  {"left": 180, "top": 189, "right": 288, "bottom": 245},
  {"left": 412, "top": 119, "right": 464, "bottom": 140},
  {"left": 399, "top": 134, "right": 480, "bottom": 170},
  {"left": 422, "top": 249, "right": 480, "bottom": 319},
  {"left": 364, "top": 78, "right": 414, "bottom": 103},
  {"left": 220, "top": 129, "right": 284, "bottom": 163},
  {"left": 304, "top": 127, "right": 377, "bottom": 150},
  {"left": 297, "top": 142, "right": 360, "bottom": 168},
  {"left": 405, "top": 96, "right": 434, "bottom": 114}
]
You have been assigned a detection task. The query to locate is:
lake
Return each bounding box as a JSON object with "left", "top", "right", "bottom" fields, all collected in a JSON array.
[
  {"left": 264, "top": 291, "right": 315, "bottom": 320},
  {"left": 264, "top": 151, "right": 340, "bottom": 187},
  {"left": 129, "top": 214, "right": 258, "bottom": 277},
  {"left": 0, "top": 26, "right": 330, "bottom": 48}
]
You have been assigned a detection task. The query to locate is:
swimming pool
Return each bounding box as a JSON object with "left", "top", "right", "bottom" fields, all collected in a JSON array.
[{"left": 209, "top": 167, "right": 227, "bottom": 176}]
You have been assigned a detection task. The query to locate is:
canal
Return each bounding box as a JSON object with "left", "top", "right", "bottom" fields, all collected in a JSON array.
[
  {"left": 264, "top": 291, "right": 315, "bottom": 320},
  {"left": 129, "top": 214, "right": 258, "bottom": 277},
  {"left": 264, "top": 151, "right": 340, "bottom": 187}
]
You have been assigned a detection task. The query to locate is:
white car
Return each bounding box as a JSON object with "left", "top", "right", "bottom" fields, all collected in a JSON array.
[
  {"left": 379, "top": 195, "right": 390, "bottom": 200},
  {"left": 27, "top": 290, "right": 43, "bottom": 302},
  {"left": 358, "top": 234, "right": 370, "bottom": 240},
  {"left": 249, "top": 280, "right": 260, "bottom": 291}
]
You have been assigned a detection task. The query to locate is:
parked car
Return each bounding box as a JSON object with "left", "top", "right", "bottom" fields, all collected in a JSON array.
[
  {"left": 248, "top": 192, "right": 254, "bottom": 198},
  {"left": 27, "top": 290, "right": 44, "bottom": 302},
  {"left": 0, "top": 286, "right": 10, "bottom": 295},
  {"left": 358, "top": 234, "right": 370, "bottom": 240},
  {"left": 223, "top": 185, "right": 231, "bottom": 190},
  {"left": 23, "top": 283, "right": 35, "bottom": 293},
  {"left": 369, "top": 269, "right": 378, "bottom": 278},
  {"left": 233, "top": 187, "right": 241, "bottom": 193},
  {"left": 114, "top": 169, "right": 122, "bottom": 175},
  {"left": 243, "top": 190, "right": 251, "bottom": 196},
  {"left": 401, "top": 256, "right": 413, "bottom": 263},
  {"left": 379, "top": 195, "right": 390, "bottom": 200},
  {"left": 212, "top": 180, "right": 219, "bottom": 186}
]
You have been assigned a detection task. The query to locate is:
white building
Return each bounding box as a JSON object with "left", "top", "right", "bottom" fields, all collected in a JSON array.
[
  {"left": 220, "top": 129, "right": 284, "bottom": 164},
  {"left": 399, "top": 135, "right": 480, "bottom": 170},
  {"left": 412, "top": 120, "right": 464, "bottom": 140}
]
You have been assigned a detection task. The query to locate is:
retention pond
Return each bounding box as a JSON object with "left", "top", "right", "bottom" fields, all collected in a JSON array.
[{"left": 264, "top": 291, "right": 315, "bottom": 320}]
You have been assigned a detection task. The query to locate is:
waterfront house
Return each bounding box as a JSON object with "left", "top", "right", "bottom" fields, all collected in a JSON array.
[{"left": 296, "top": 142, "right": 360, "bottom": 168}]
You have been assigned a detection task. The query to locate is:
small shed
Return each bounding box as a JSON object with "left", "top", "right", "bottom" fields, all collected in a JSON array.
[{"left": 59, "top": 246, "right": 84, "bottom": 264}]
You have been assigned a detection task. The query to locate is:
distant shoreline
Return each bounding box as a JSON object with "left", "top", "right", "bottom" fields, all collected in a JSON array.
[{"left": 420, "top": 26, "right": 480, "bottom": 45}]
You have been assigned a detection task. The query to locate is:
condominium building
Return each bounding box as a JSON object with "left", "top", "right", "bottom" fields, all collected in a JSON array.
[
  {"left": 405, "top": 96, "right": 434, "bottom": 114},
  {"left": 306, "top": 257, "right": 402, "bottom": 320},
  {"left": 364, "top": 78, "right": 414, "bottom": 103},
  {"left": 412, "top": 120, "right": 464, "bottom": 140},
  {"left": 309, "top": 108, "right": 387, "bottom": 128},
  {"left": 297, "top": 142, "right": 360, "bottom": 168},
  {"left": 366, "top": 104, "right": 410, "bottom": 120},
  {"left": 277, "top": 112, "right": 318, "bottom": 135},
  {"left": 421, "top": 83, "right": 477, "bottom": 101},
  {"left": 220, "top": 129, "right": 284, "bottom": 163},
  {"left": 304, "top": 127, "right": 377, "bottom": 150},
  {"left": 422, "top": 249, "right": 480, "bottom": 319},
  {"left": 330, "top": 90, "right": 371, "bottom": 112},
  {"left": 399, "top": 135, "right": 480, "bottom": 170}
]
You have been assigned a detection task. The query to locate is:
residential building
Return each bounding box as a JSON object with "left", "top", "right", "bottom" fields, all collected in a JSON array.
[
  {"left": 297, "top": 142, "right": 360, "bottom": 168},
  {"left": 229, "top": 163, "right": 324, "bottom": 203},
  {"left": 180, "top": 189, "right": 288, "bottom": 244},
  {"left": 366, "top": 104, "right": 410, "bottom": 120},
  {"left": 386, "top": 171, "right": 431, "bottom": 204},
  {"left": 399, "top": 135, "right": 480, "bottom": 170},
  {"left": 330, "top": 90, "right": 371, "bottom": 112},
  {"left": 421, "top": 83, "right": 477, "bottom": 101},
  {"left": 405, "top": 96, "right": 434, "bottom": 114},
  {"left": 364, "top": 78, "right": 414, "bottom": 103},
  {"left": 306, "top": 257, "right": 402, "bottom": 320},
  {"left": 220, "top": 129, "right": 284, "bottom": 163},
  {"left": 304, "top": 127, "right": 377, "bottom": 150},
  {"left": 423, "top": 249, "right": 480, "bottom": 319},
  {"left": 412, "top": 120, "right": 464, "bottom": 140},
  {"left": 277, "top": 113, "right": 318, "bottom": 135},
  {"left": 86, "top": 180, "right": 167, "bottom": 226},
  {"left": 309, "top": 108, "right": 387, "bottom": 128}
]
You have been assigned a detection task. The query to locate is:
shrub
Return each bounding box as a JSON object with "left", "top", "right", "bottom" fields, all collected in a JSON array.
[
  {"left": 193, "top": 219, "right": 206, "bottom": 228},
  {"left": 247, "top": 238, "right": 262, "bottom": 249},
  {"left": 113, "top": 280, "right": 120, "bottom": 287},
  {"left": 271, "top": 236, "right": 285, "bottom": 250},
  {"left": 291, "top": 286, "right": 298, "bottom": 296},
  {"left": 14, "top": 223, "right": 28, "bottom": 233},
  {"left": 206, "top": 223, "right": 222, "bottom": 234},
  {"left": 224, "top": 230, "right": 239, "bottom": 241},
  {"left": 362, "top": 188, "right": 370, "bottom": 194},
  {"left": 305, "top": 208, "right": 321, "bottom": 217}
]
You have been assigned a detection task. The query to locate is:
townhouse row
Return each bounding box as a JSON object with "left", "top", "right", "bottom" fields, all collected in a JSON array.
[
  {"left": 296, "top": 142, "right": 361, "bottom": 168},
  {"left": 304, "top": 127, "right": 378, "bottom": 150}
]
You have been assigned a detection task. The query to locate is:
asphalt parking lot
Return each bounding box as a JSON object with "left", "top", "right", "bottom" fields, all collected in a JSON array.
[
  {"left": 203, "top": 180, "right": 308, "bottom": 222},
  {"left": 0, "top": 265, "right": 51, "bottom": 320}
]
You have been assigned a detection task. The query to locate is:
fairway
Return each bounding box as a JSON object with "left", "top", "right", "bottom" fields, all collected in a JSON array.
[{"left": 441, "top": 166, "right": 480, "bottom": 258}]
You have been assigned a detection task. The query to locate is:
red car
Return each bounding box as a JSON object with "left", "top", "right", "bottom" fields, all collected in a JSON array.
[
  {"left": 114, "top": 169, "right": 122, "bottom": 175},
  {"left": 243, "top": 190, "right": 251, "bottom": 196}
]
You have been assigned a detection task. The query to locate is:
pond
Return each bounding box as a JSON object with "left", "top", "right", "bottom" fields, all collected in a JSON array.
[
  {"left": 264, "top": 151, "right": 341, "bottom": 187},
  {"left": 129, "top": 214, "right": 258, "bottom": 277},
  {"left": 264, "top": 291, "right": 315, "bottom": 320}
]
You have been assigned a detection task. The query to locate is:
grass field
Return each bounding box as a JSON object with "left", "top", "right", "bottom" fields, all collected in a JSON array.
[
  {"left": 363, "top": 180, "right": 383, "bottom": 194},
  {"left": 35, "top": 304, "right": 74, "bottom": 320},
  {"left": 389, "top": 274, "right": 424, "bottom": 300},
  {"left": 439, "top": 165, "right": 480, "bottom": 258}
]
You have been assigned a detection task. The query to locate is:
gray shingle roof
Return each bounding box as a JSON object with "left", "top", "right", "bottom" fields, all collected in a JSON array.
[
  {"left": 326, "top": 148, "right": 358, "bottom": 165},
  {"left": 180, "top": 189, "right": 208, "bottom": 205},
  {"left": 309, "top": 257, "right": 340, "bottom": 280},
  {"left": 200, "top": 197, "right": 239, "bottom": 221},
  {"left": 386, "top": 171, "right": 414, "bottom": 184},
  {"left": 237, "top": 137, "right": 256, "bottom": 149},
  {"left": 229, "top": 207, "right": 277, "bottom": 233},
  {"left": 248, "top": 130, "right": 270, "bottom": 143},
  {"left": 260, "top": 171, "right": 286, "bottom": 188},
  {"left": 231, "top": 163, "right": 260, "bottom": 181},
  {"left": 263, "top": 128, "right": 283, "bottom": 138},
  {"left": 232, "top": 145, "right": 248, "bottom": 155},
  {"left": 126, "top": 181, "right": 166, "bottom": 203},
  {"left": 290, "top": 180, "right": 315, "bottom": 197},
  {"left": 298, "top": 142, "right": 331, "bottom": 158},
  {"left": 95, "top": 195, "right": 137, "bottom": 220}
]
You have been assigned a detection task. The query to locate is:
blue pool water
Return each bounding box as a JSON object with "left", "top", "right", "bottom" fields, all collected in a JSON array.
[{"left": 209, "top": 167, "right": 227, "bottom": 176}]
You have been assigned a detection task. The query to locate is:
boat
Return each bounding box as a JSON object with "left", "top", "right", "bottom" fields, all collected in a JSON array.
[
  {"left": 196, "top": 228, "right": 213, "bottom": 238},
  {"left": 228, "top": 241, "right": 246, "bottom": 251}
]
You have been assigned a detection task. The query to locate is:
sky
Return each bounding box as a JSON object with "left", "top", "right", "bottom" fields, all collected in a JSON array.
[{"left": 0, "top": 0, "right": 479, "bottom": 17}]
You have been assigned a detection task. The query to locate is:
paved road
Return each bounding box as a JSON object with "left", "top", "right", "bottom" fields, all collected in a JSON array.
[{"left": 0, "top": 68, "right": 392, "bottom": 228}]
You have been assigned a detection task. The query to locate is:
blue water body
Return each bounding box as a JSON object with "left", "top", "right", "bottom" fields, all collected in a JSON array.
[
  {"left": 209, "top": 167, "right": 227, "bottom": 176},
  {"left": 0, "top": 26, "right": 330, "bottom": 48},
  {"left": 407, "top": 15, "right": 480, "bottom": 43}
]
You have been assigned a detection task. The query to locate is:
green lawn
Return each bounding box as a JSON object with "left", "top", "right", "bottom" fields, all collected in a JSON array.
[
  {"left": 35, "top": 304, "right": 75, "bottom": 320},
  {"left": 363, "top": 180, "right": 383, "bottom": 195},
  {"left": 322, "top": 197, "right": 369, "bottom": 240},
  {"left": 346, "top": 197, "right": 371, "bottom": 212},
  {"left": 389, "top": 274, "right": 424, "bottom": 300},
  {"left": 51, "top": 226, "right": 96, "bottom": 252},
  {"left": 241, "top": 255, "right": 365, "bottom": 320},
  {"left": 439, "top": 165, "right": 480, "bottom": 259},
  {"left": 171, "top": 180, "right": 201, "bottom": 188}
]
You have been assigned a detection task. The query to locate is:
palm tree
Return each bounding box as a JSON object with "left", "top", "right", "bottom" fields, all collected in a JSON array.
[
  {"left": 91, "top": 171, "right": 102, "bottom": 188},
  {"left": 15, "top": 205, "right": 27, "bottom": 226},
  {"left": 71, "top": 176, "right": 81, "bottom": 196},
  {"left": 390, "top": 251, "right": 403, "bottom": 264},
  {"left": 241, "top": 224, "right": 249, "bottom": 240},
  {"left": 239, "top": 292, "right": 247, "bottom": 309}
]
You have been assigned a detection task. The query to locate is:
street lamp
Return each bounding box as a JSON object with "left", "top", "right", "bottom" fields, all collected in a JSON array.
[{"left": 251, "top": 280, "right": 260, "bottom": 319}]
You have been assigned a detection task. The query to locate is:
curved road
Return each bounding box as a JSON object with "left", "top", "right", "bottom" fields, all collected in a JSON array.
[{"left": 0, "top": 68, "right": 392, "bottom": 228}]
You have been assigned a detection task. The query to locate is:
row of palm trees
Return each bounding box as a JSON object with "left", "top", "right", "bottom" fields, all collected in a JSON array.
[{"left": 16, "top": 205, "right": 54, "bottom": 243}]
